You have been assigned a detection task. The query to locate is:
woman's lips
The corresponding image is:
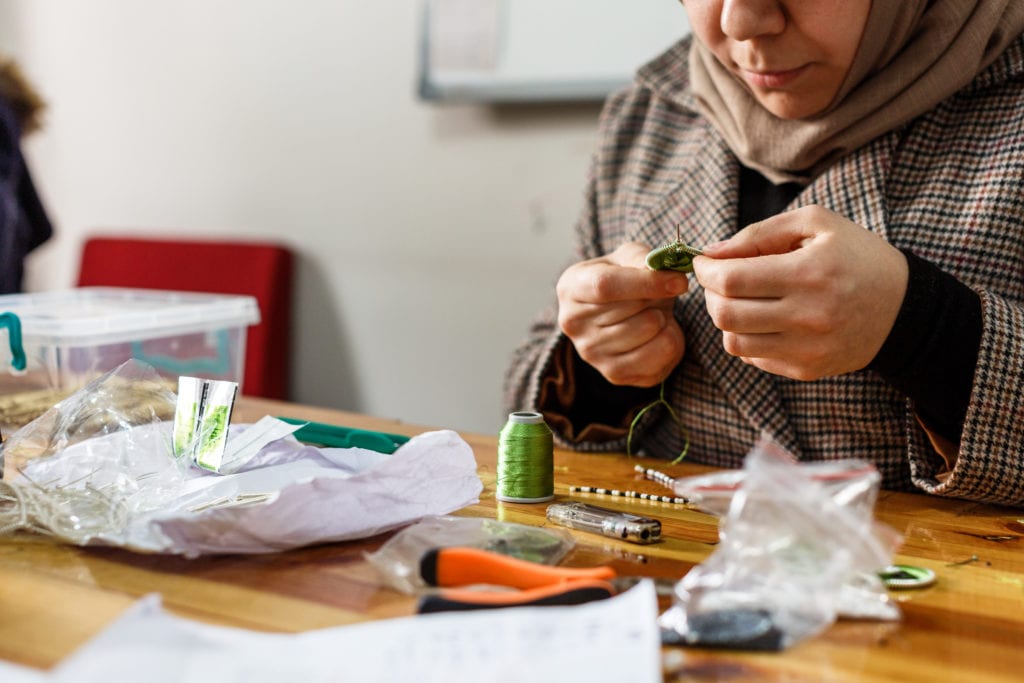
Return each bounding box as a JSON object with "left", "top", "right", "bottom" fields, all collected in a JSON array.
[{"left": 741, "top": 64, "right": 809, "bottom": 89}]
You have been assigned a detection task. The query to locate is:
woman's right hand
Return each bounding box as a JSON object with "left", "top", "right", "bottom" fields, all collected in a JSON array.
[{"left": 556, "top": 241, "right": 689, "bottom": 387}]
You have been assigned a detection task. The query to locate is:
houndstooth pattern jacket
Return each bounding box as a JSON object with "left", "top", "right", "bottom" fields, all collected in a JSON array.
[{"left": 504, "top": 34, "right": 1024, "bottom": 506}]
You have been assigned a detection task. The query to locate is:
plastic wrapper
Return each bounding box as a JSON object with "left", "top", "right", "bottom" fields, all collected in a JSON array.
[
  {"left": 366, "top": 515, "right": 575, "bottom": 594},
  {"left": 659, "top": 437, "right": 902, "bottom": 650},
  {"left": 1, "top": 359, "right": 178, "bottom": 478},
  {"left": 0, "top": 361, "right": 185, "bottom": 542},
  {"left": 672, "top": 456, "right": 882, "bottom": 519}
]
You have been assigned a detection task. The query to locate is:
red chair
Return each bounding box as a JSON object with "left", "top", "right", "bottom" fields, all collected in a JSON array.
[{"left": 77, "top": 235, "right": 293, "bottom": 399}]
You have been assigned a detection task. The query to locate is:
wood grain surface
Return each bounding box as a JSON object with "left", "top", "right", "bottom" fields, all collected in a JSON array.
[{"left": 1, "top": 397, "right": 1022, "bottom": 681}]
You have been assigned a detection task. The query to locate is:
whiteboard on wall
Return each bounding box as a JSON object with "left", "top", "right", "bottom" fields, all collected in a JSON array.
[{"left": 419, "top": 0, "right": 691, "bottom": 103}]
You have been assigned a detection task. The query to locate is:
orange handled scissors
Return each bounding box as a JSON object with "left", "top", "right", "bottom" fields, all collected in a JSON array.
[{"left": 416, "top": 546, "right": 666, "bottom": 613}]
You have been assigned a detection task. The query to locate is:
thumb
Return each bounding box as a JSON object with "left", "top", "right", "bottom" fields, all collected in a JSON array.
[{"left": 702, "top": 212, "right": 814, "bottom": 259}]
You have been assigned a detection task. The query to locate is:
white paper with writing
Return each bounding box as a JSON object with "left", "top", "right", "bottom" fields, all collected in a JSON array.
[{"left": 44, "top": 583, "right": 662, "bottom": 683}]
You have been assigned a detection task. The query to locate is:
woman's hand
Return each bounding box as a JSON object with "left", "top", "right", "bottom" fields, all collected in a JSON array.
[
  {"left": 693, "top": 205, "right": 908, "bottom": 380},
  {"left": 556, "top": 242, "right": 689, "bottom": 387}
]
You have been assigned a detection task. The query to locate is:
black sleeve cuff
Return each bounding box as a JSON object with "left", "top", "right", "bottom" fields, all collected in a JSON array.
[
  {"left": 867, "top": 249, "right": 982, "bottom": 444},
  {"left": 565, "top": 346, "right": 659, "bottom": 433}
]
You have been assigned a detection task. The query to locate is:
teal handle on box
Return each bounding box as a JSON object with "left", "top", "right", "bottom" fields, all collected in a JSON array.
[
  {"left": 277, "top": 416, "right": 411, "bottom": 454},
  {"left": 0, "top": 312, "right": 26, "bottom": 371}
]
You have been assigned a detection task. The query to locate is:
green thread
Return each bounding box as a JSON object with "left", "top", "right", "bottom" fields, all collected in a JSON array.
[
  {"left": 497, "top": 412, "right": 554, "bottom": 503},
  {"left": 946, "top": 554, "right": 979, "bottom": 567},
  {"left": 636, "top": 224, "right": 697, "bottom": 462},
  {"left": 626, "top": 381, "right": 690, "bottom": 464}
]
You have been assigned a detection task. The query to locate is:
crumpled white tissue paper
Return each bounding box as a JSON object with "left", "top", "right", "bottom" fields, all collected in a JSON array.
[{"left": 13, "top": 421, "right": 483, "bottom": 557}]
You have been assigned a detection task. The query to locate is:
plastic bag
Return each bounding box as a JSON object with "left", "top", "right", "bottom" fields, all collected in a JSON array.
[
  {"left": 0, "top": 360, "right": 183, "bottom": 544},
  {"left": 1, "top": 359, "right": 177, "bottom": 478},
  {"left": 658, "top": 436, "right": 902, "bottom": 650},
  {"left": 672, "top": 456, "right": 883, "bottom": 519},
  {"left": 366, "top": 515, "right": 575, "bottom": 594}
]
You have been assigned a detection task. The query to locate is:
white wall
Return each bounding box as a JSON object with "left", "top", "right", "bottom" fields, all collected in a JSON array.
[{"left": 0, "top": 1, "right": 629, "bottom": 434}]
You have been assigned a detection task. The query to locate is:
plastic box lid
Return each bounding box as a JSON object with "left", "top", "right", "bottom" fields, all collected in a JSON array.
[{"left": 0, "top": 287, "right": 261, "bottom": 347}]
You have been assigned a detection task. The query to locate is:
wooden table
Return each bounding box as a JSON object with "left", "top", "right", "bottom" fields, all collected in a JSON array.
[{"left": 2, "top": 397, "right": 1023, "bottom": 681}]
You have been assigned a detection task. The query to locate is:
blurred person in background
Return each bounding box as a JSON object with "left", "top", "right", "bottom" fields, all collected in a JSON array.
[{"left": 0, "top": 56, "right": 52, "bottom": 294}]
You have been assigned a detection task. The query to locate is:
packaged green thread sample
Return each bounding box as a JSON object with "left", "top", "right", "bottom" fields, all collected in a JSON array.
[{"left": 172, "top": 376, "right": 238, "bottom": 471}]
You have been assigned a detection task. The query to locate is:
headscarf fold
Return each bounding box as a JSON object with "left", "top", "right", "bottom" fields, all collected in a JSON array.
[{"left": 690, "top": 1, "right": 1024, "bottom": 184}]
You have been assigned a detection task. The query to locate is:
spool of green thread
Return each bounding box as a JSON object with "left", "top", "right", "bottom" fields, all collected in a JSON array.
[{"left": 496, "top": 411, "right": 554, "bottom": 503}]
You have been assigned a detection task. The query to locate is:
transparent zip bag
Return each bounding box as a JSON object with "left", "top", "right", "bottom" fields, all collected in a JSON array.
[
  {"left": 366, "top": 515, "right": 575, "bottom": 595},
  {"left": 659, "top": 437, "right": 903, "bottom": 650}
]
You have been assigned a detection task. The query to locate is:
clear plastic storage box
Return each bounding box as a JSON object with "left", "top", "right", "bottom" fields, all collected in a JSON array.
[{"left": 0, "top": 287, "right": 260, "bottom": 427}]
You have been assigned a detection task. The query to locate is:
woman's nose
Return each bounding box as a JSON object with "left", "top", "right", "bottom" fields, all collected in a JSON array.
[{"left": 720, "top": 0, "right": 786, "bottom": 41}]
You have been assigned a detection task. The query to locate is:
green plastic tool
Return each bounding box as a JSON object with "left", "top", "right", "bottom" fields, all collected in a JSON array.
[{"left": 277, "top": 416, "right": 411, "bottom": 454}]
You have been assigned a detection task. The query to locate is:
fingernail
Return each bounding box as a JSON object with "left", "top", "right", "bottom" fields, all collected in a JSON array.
[
  {"left": 701, "top": 240, "right": 728, "bottom": 254},
  {"left": 666, "top": 277, "right": 688, "bottom": 295}
]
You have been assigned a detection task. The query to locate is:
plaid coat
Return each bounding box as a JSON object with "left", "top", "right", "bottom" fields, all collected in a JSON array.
[{"left": 504, "top": 35, "right": 1024, "bottom": 505}]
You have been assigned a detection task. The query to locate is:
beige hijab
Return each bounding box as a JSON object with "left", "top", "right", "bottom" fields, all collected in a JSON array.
[{"left": 690, "top": 1, "right": 1024, "bottom": 184}]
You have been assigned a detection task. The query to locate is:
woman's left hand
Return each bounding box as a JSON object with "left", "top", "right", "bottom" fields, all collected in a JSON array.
[{"left": 692, "top": 205, "right": 909, "bottom": 380}]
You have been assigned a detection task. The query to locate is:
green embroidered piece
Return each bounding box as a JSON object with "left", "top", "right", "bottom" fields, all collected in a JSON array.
[
  {"left": 645, "top": 241, "right": 703, "bottom": 272},
  {"left": 645, "top": 224, "right": 703, "bottom": 272}
]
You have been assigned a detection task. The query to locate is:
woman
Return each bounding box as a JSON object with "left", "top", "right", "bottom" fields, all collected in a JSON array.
[{"left": 504, "top": 1, "right": 1024, "bottom": 505}]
